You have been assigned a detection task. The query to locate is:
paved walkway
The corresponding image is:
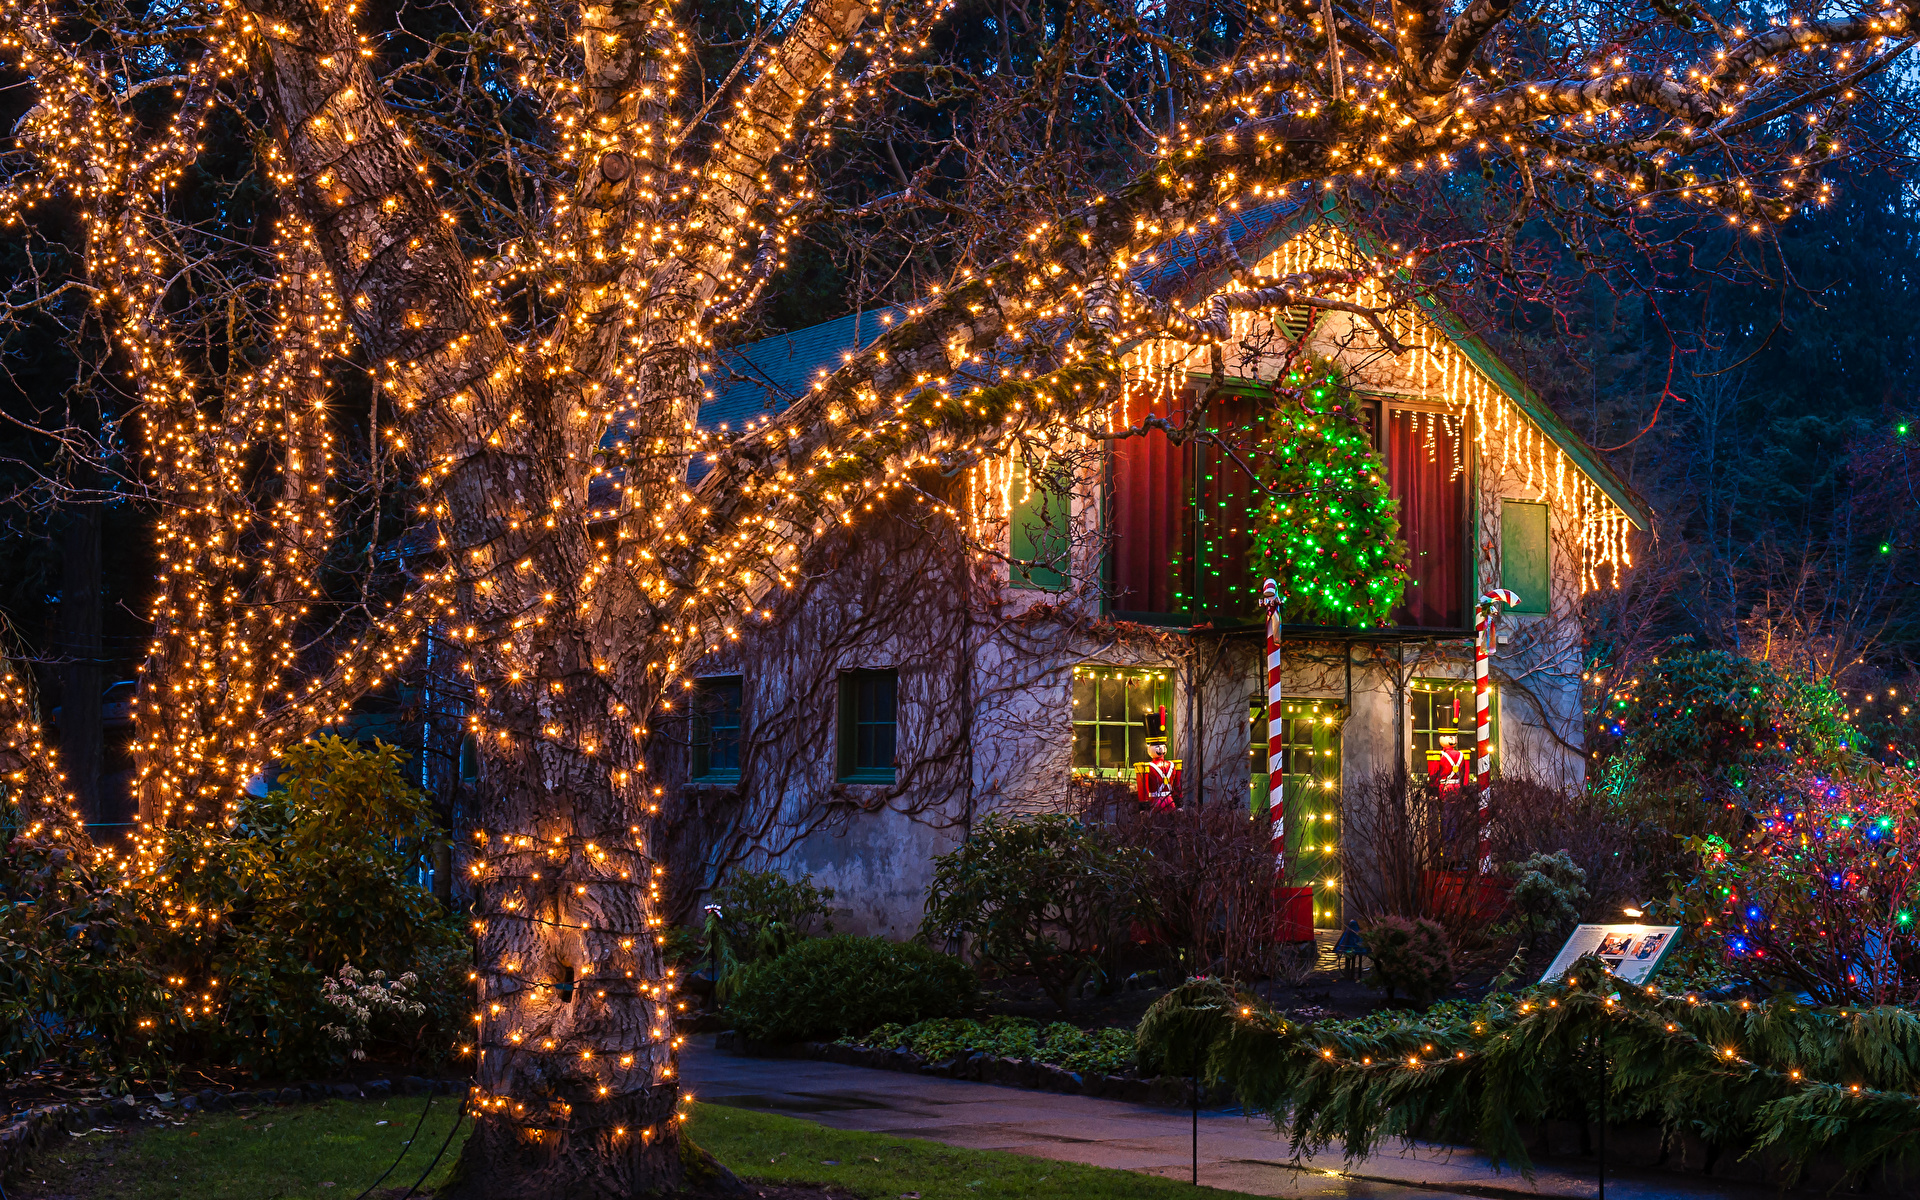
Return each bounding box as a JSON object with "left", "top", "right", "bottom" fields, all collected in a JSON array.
[{"left": 683, "top": 1039, "right": 1777, "bottom": 1200}]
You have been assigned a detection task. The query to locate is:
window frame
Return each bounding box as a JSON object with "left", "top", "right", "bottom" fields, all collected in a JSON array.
[
  {"left": 1409, "top": 677, "right": 1498, "bottom": 776},
  {"left": 690, "top": 675, "right": 744, "bottom": 782},
  {"left": 1009, "top": 456, "right": 1072, "bottom": 592},
  {"left": 836, "top": 669, "right": 899, "bottom": 783},
  {"left": 1070, "top": 665, "right": 1173, "bottom": 780},
  {"left": 1500, "top": 499, "right": 1551, "bottom": 614}
]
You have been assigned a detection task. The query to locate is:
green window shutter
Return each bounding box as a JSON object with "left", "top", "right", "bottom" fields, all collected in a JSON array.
[
  {"left": 1009, "top": 458, "right": 1069, "bottom": 591},
  {"left": 1500, "top": 500, "right": 1550, "bottom": 613}
]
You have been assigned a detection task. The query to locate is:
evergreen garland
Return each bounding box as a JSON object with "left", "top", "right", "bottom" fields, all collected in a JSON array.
[
  {"left": 1137, "top": 957, "right": 1920, "bottom": 1183},
  {"left": 1248, "top": 364, "right": 1409, "bottom": 627}
]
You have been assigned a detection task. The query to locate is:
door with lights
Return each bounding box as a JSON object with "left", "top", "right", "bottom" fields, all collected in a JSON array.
[{"left": 1251, "top": 698, "right": 1344, "bottom": 928}]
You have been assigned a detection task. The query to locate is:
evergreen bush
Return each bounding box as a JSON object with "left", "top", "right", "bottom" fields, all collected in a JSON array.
[
  {"left": 1362, "top": 916, "right": 1454, "bottom": 1006},
  {"left": 725, "top": 935, "right": 975, "bottom": 1043},
  {"left": 844, "top": 1016, "right": 1136, "bottom": 1076},
  {"left": 141, "top": 736, "right": 468, "bottom": 1077},
  {"left": 1135, "top": 955, "right": 1920, "bottom": 1184},
  {"left": 1503, "top": 851, "right": 1590, "bottom": 952},
  {"left": 921, "top": 812, "right": 1154, "bottom": 1012}
]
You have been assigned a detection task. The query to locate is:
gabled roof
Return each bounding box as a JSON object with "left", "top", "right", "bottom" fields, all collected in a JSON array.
[
  {"left": 1144, "top": 194, "right": 1650, "bottom": 529},
  {"left": 697, "top": 198, "right": 1650, "bottom": 530},
  {"left": 703, "top": 306, "right": 903, "bottom": 434}
]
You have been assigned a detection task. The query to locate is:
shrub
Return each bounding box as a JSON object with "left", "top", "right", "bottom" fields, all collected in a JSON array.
[
  {"left": 1504, "top": 851, "right": 1590, "bottom": 951},
  {"left": 709, "top": 869, "right": 834, "bottom": 955},
  {"left": 142, "top": 736, "right": 468, "bottom": 1076},
  {"left": 1363, "top": 916, "right": 1454, "bottom": 1006},
  {"left": 1694, "top": 764, "right": 1920, "bottom": 1005},
  {"left": 1597, "top": 651, "right": 1856, "bottom": 831},
  {"left": 698, "top": 868, "right": 835, "bottom": 1001},
  {"left": 845, "top": 1016, "right": 1136, "bottom": 1076},
  {"left": 1095, "top": 788, "right": 1287, "bottom": 982},
  {"left": 0, "top": 806, "right": 161, "bottom": 1085},
  {"left": 1134, "top": 977, "right": 1240, "bottom": 1077},
  {"left": 921, "top": 812, "right": 1154, "bottom": 1012},
  {"left": 725, "top": 935, "right": 975, "bottom": 1043},
  {"left": 1134, "top": 956, "right": 1920, "bottom": 1181}
]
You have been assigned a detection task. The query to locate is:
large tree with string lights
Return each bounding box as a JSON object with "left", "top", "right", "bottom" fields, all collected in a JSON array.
[{"left": 0, "top": 0, "right": 1913, "bottom": 1187}]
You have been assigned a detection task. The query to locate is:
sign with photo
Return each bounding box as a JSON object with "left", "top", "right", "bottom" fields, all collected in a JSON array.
[{"left": 1540, "top": 924, "right": 1682, "bottom": 987}]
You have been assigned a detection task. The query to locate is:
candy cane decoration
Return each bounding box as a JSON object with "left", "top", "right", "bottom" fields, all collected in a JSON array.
[
  {"left": 1260, "top": 578, "right": 1285, "bottom": 879},
  {"left": 1474, "top": 588, "right": 1520, "bottom": 875}
]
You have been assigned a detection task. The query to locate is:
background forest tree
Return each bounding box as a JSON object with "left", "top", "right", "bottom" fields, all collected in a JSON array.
[{"left": 0, "top": 0, "right": 1918, "bottom": 1194}]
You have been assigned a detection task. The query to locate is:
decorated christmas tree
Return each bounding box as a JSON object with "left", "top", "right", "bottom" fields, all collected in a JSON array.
[{"left": 1249, "top": 363, "right": 1409, "bottom": 627}]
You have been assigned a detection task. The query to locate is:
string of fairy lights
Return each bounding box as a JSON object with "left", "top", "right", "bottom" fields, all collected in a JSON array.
[{"left": 1225, "top": 968, "right": 1920, "bottom": 1111}]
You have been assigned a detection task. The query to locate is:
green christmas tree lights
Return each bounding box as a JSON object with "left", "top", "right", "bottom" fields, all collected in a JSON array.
[{"left": 1249, "top": 364, "right": 1409, "bottom": 627}]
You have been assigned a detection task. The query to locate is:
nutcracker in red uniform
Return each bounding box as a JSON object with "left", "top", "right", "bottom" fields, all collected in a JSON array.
[
  {"left": 1428, "top": 733, "right": 1468, "bottom": 792},
  {"left": 1136, "top": 743, "right": 1181, "bottom": 811}
]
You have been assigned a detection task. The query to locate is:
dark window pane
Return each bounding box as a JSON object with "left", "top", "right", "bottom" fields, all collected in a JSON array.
[
  {"left": 693, "top": 677, "right": 743, "bottom": 777},
  {"left": 1073, "top": 723, "right": 1096, "bottom": 769},
  {"left": 847, "top": 671, "right": 898, "bottom": 774},
  {"left": 1096, "top": 677, "right": 1127, "bottom": 722}
]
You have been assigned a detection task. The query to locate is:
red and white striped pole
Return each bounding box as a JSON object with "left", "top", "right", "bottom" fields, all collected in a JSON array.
[
  {"left": 1474, "top": 588, "right": 1519, "bottom": 876},
  {"left": 1260, "top": 578, "right": 1285, "bottom": 879}
]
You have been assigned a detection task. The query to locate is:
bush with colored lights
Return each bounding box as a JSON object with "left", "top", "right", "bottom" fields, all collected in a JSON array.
[{"left": 1693, "top": 765, "right": 1920, "bottom": 1007}]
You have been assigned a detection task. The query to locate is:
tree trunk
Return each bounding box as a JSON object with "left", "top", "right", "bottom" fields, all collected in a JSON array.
[
  {"left": 446, "top": 608, "right": 689, "bottom": 1197},
  {"left": 58, "top": 501, "right": 103, "bottom": 826}
]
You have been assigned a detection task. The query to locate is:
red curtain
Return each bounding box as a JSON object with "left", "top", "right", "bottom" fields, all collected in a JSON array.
[
  {"left": 1388, "top": 409, "right": 1466, "bottom": 628},
  {"left": 1195, "top": 392, "right": 1263, "bottom": 621},
  {"left": 1109, "top": 391, "right": 1190, "bottom": 616}
]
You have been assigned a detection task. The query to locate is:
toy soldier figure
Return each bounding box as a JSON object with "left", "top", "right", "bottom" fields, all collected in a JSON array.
[
  {"left": 1429, "top": 733, "right": 1468, "bottom": 792},
  {"left": 1136, "top": 742, "right": 1181, "bottom": 811}
]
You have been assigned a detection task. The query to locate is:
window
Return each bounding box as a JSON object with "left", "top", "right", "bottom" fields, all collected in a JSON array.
[
  {"left": 691, "top": 676, "right": 743, "bottom": 780},
  {"left": 1500, "top": 500, "right": 1550, "bottom": 613},
  {"left": 837, "top": 670, "right": 897, "bottom": 782},
  {"left": 1251, "top": 699, "right": 1343, "bottom": 924},
  {"left": 1071, "top": 665, "right": 1170, "bottom": 779},
  {"left": 1108, "top": 391, "right": 1191, "bottom": 618},
  {"left": 1410, "top": 678, "right": 1496, "bottom": 776},
  {"left": 1388, "top": 408, "right": 1468, "bottom": 628},
  {"left": 1009, "top": 458, "right": 1071, "bottom": 591}
]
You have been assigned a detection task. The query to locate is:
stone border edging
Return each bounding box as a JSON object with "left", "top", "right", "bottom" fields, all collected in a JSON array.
[{"left": 0, "top": 1075, "right": 467, "bottom": 1185}]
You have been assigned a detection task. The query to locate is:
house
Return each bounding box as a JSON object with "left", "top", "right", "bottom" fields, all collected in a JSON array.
[{"left": 665, "top": 197, "right": 1650, "bottom": 938}]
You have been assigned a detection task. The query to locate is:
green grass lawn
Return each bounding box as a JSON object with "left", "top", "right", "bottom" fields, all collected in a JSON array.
[{"left": 13, "top": 1097, "right": 1267, "bottom": 1200}]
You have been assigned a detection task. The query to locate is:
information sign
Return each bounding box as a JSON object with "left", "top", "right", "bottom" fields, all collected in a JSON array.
[{"left": 1540, "top": 924, "right": 1681, "bottom": 987}]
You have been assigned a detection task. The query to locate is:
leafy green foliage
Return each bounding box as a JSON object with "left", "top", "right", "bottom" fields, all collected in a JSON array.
[
  {"left": 1362, "top": 917, "right": 1455, "bottom": 1007},
  {"left": 1137, "top": 955, "right": 1920, "bottom": 1183},
  {"left": 0, "top": 805, "right": 162, "bottom": 1084},
  {"left": 700, "top": 868, "right": 836, "bottom": 1000},
  {"left": 1599, "top": 651, "right": 1854, "bottom": 800},
  {"left": 142, "top": 736, "right": 467, "bottom": 1077},
  {"left": 725, "top": 935, "right": 975, "bottom": 1043},
  {"left": 845, "top": 1016, "right": 1136, "bottom": 1076},
  {"left": 1249, "top": 364, "right": 1409, "bottom": 627},
  {"left": 1134, "top": 977, "right": 1242, "bottom": 1078},
  {"left": 1502, "top": 851, "right": 1590, "bottom": 951},
  {"left": 1692, "top": 765, "right": 1920, "bottom": 1006},
  {"left": 921, "top": 813, "right": 1155, "bottom": 1013}
]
